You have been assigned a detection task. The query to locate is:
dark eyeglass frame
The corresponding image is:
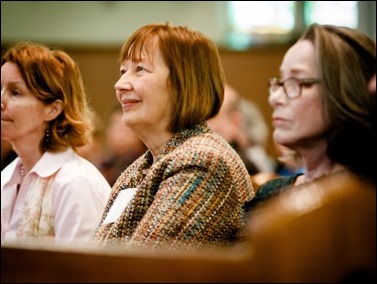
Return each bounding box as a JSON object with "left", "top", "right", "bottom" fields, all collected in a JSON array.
[{"left": 268, "top": 77, "right": 321, "bottom": 99}]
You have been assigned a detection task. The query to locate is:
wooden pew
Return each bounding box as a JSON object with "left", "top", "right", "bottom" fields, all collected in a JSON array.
[
  {"left": 2, "top": 171, "right": 375, "bottom": 283},
  {"left": 1, "top": 240, "right": 253, "bottom": 283},
  {"left": 247, "top": 170, "right": 376, "bottom": 282}
]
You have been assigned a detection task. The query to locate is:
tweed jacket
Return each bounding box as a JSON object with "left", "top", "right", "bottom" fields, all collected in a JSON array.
[{"left": 92, "top": 122, "right": 254, "bottom": 249}]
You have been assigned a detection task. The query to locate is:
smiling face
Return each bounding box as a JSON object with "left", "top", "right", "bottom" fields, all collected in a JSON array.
[
  {"left": 1, "top": 62, "right": 51, "bottom": 149},
  {"left": 114, "top": 40, "right": 171, "bottom": 136},
  {"left": 269, "top": 40, "right": 327, "bottom": 150}
]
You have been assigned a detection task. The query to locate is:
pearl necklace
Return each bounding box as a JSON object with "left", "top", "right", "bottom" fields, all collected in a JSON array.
[
  {"left": 17, "top": 164, "right": 26, "bottom": 193},
  {"left": 20, "top": 164, "right": 26, "bottom": 177}
]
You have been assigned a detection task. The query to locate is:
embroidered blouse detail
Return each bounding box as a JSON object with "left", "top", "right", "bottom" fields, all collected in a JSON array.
[{"left": 17, "top": 171, "right": 59, "bottom": 238}]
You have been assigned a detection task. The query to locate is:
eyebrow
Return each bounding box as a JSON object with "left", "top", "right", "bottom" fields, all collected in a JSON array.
[
  {"left": 280, "top": 68, "right": 312, "bottom": 78},
  {"left": 6, "top": 80, "right": 26, "bottom": 87}
]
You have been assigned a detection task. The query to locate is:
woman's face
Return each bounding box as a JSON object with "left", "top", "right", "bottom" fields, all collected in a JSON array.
[
  {"left": 1, "top": 62, "right": 49, "bottom": 147},
  {"left": 268, "top": 40, "right": 326, "bottom": 150},
  {"left": 114, "top": 42, "right": 171, "bottom": 135}
]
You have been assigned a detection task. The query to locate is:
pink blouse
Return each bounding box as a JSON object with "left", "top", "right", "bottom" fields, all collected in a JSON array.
[{"left": 1, "top": 148, "right": 111, "bottom": 241}]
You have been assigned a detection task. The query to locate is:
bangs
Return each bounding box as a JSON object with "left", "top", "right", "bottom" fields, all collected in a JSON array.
[{"left": 120, "top": 33, "right": 156, "bottom": 63}]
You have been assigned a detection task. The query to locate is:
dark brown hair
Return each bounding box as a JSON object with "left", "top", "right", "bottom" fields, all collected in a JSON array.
[{"left": 302, "top": 24, "right": 376, "bottom": 182}]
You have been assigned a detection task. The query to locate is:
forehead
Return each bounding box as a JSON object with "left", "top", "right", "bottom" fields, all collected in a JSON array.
[
  {"left": 1, "top": 62, "right": 24, "bottom": 83},
  {"left": 123, "top": 36, "right": 159, "bottom": 62},
  {"left": 281, "top": 40, "right": 318, "bottom": 74},
  {"left": 2, "top": 61, "right": 20, "bottom": 75}
]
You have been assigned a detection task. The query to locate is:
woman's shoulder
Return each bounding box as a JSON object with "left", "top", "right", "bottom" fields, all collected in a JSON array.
[
  {"left": 181, "top": 128, "right": 236, "bottom": 156},
  {"left": 173, "top": 123, "right": 229, "bottom": 151},
  {"left": 244, "top": 174, "right": 301, "bottom": 212},
  {"left": 258, "top": 174, "right": 299, "bottom": 193},
  {"left": 54, "top": 151, "right": 110, "bottom": 185},
  {"left": 1, "top": 157, "right": 19, "bottom": 186},
  {"left": 171, "top": 131, "right": 246, "bottom": 174}
]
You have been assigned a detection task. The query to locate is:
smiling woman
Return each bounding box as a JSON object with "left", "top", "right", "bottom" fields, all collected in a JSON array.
[{"left": 91, "top": 23, "right": 254, "bottom": 250}]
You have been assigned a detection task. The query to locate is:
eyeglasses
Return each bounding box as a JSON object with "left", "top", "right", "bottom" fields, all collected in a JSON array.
[{"left": 268, "top": 77, "right": 321, "bottom": 99}]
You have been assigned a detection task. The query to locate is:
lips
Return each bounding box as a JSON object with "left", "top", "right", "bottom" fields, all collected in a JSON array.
[
  {"left": 122, "top": 99, "right": 139, "bottom": 104},
  {"left": 272, "top": 116, "right": 287, "bottom": 122},
  {"left": 1, "top": 117, "right": 13, "bottom": 122},
  {"left": 121, "top": 99, "right": 141, "bottom": 110},
  {"left": 272, "top": 116, "right": 289, "bottom": 127}
]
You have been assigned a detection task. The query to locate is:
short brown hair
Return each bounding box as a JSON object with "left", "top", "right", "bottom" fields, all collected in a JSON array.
[{"left": 119, "top": 23, "right": 225, "bottom": 132}]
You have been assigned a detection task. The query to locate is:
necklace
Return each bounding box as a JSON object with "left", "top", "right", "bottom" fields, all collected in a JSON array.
[
  {"left": 17, "top": 164, "right": 26, "bottom": 194},
  {"left": 20, "top": 164, "right": 26, "bottom": 177}
]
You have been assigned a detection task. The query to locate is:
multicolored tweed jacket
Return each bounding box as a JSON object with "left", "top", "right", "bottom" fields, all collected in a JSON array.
[{"left": 92, "top": 122, "right": 254, "bottom": 249}]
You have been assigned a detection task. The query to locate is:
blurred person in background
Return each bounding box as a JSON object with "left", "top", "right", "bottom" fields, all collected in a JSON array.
[
  {"left": 207, "top": 84, "right": 277, "bottom": 175},
  {"left": 238, "top": 93, "right": 277, "bottom": 174},
  {"left": 76, "top": 117, "right": 106, "bottom": 172},
  {"left": 1, "top": 42, "right": 111, "bottom": 241},
  {"left": 100, "top": 104, "right": 147, "bottom": 186},
  {"left": 244, "top": 23, "right": 375, "bottom": 212},
  {"left": 92, "top": 23, "right": 254, "bottom": 249}
]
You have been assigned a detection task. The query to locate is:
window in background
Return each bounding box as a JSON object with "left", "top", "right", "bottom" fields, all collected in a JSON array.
[
  {"left": 228, "top": 1, "right": 359, "bottom": 50},
  {"left": 304, "top": 1, "right": 358, "bottom": 28},
  {"left": 227, "top": 1, "right": 295, "bottom": 50}
]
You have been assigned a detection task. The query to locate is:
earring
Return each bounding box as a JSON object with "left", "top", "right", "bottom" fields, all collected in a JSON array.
[{"left": 45, "top": 127, "right": 51, "bottom": 144}]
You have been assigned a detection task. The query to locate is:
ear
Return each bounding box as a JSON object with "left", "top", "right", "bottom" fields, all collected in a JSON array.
[{"left": 45, "top": 99, "right": 63, "bottom": 122}]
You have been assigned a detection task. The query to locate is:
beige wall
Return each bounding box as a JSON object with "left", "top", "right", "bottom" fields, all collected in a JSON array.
[{"left": 1, "top": 1, "right": 228, "bottom": 47}]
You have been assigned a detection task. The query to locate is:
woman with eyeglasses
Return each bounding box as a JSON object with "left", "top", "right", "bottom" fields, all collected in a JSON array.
[{"left": 244, "top": 23, "right": 376, "bottom": 212}]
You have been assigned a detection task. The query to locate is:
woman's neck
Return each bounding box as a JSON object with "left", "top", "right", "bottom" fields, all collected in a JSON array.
[
  {"left": 294, "top": 143, "right": 346, "bottom": 186},
  {"left": 295, "top": 161, "right": 346, "bottom": 186}
]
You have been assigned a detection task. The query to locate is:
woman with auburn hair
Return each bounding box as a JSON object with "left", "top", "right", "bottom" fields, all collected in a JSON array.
[
  {"left": 1, "top": 42, "right": 111, "bottom": 241},
  {"left": 92, "top": 23, "right": 254, "bottom": 249}
]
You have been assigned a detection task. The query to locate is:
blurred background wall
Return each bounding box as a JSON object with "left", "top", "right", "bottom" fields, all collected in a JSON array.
[{"left": 2, "top": 1, "right": 376, "bottom": 157}]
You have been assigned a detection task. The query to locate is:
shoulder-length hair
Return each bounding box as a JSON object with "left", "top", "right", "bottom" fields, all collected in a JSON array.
[
  {"left": 119, "top": 22, "right": 225, "bottom": 133},
  {"left": 2, "top": 42, "right": 95, "bottom": 153},
  {"left": 302, "top": 24, "right": 376, "bottom": 181}
]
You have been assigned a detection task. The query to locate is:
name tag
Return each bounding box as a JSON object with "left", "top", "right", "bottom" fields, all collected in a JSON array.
[{"left": 103, "top": 188, "right": 137, "bottom": 224}]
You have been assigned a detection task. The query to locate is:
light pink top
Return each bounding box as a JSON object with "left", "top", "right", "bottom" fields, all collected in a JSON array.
[{"left": 1, "top": 148, "right": 111, "bottom": 241}]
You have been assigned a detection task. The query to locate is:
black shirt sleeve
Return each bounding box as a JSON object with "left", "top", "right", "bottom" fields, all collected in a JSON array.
[{"left": 243, "top": 174, "right": 302, "bottom": 213}]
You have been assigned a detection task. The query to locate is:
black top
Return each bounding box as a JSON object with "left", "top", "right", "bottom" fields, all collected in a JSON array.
[{"left": 244, "top": 173, "right": 303, "bottom": 213}]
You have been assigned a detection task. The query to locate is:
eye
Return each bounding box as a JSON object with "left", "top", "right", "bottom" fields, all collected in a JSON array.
[
  {"left": 136, "top": 66, "right": 145, "bottom": 72},
  {"left": 9, "top": 88, "right": 21, "bottom": 96}
]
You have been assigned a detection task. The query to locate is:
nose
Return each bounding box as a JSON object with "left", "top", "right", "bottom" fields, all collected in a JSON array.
[
  {"left": 114, "top": 76, "right": 133, "bottom": 102},
  {"left": 268, "top": 87, "right": 286, "bottom": 107},
  {"left": 1, "top": 89, "right": 6, "bottom": 111},
  {"left": 114, "top": 75, "right": 132, "bottom": 92}
]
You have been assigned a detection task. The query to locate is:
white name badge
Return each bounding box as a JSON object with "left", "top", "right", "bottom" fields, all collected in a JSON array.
[{"left": 103, "top": 188, "right": 137, "bottom": 224}]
